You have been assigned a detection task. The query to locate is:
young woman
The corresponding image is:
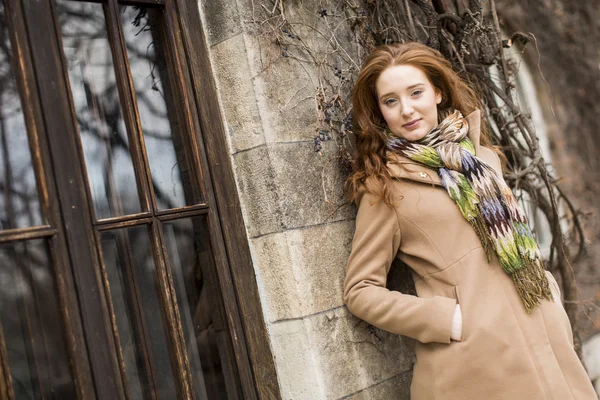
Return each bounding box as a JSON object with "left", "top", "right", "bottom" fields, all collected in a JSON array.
[{"left": 343, "top": 42, "right": 597, "bottom": 399}]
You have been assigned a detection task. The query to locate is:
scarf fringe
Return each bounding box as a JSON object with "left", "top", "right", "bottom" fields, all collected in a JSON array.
[
  {"left": 471, "top": 214, "right": 494, "bottom": 263},
  {"left": 510, "top": 260, "right": 553, "bottom": 313}
]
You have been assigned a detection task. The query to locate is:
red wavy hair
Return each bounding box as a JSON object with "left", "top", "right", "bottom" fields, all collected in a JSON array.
[{"left": 346, "top": 42, "right": 501, "bottom": 206}]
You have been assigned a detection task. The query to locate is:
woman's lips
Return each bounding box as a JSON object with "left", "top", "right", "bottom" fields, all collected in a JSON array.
[{"left": 403, "top": 119, "right": 421, "bottom": 129}]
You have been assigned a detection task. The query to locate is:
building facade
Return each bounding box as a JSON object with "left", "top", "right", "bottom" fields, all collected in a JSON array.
[{"left": 0, "top": 0, "right": 598, "bottom": 398}]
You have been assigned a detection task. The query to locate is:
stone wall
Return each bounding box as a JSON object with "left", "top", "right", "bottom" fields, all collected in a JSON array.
[
  {"left": 197, "top": 0, "right": 600, "bottom": 398},
  {"left": 199, "top": 0, "right": 416, "bottom": 398}
]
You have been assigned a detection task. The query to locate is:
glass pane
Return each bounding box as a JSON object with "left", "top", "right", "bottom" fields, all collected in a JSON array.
[
  {"left": 121, "top": 6, "right": 201, "bottom": 210},
  {"left": 0, "top": 239, "right": 76, "bottom": 398},
  {"left": 100, "top": 225, "right": 176, "bottom": 398},
  {"left": 162, "top": 217, "right": 234, "bottom": 399},
  {"left": 0, "top": 3, "right": 43, "bottom": 229},
  {"left": 56, "top": 1, "right": 142, "bottom": 220}
]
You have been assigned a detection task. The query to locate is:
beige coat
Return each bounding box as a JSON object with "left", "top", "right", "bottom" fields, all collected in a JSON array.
[{"left": 343, "top": 110, "right": 597, "bottom": 399}]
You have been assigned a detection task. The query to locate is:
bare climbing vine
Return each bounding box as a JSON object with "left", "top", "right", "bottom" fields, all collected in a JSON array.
[{"left": 246, "top": 0, "right": 589, "bottom": 357}]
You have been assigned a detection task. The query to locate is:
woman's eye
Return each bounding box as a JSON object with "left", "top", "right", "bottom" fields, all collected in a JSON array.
[
  {"left": 412, "top": 90, "right": 423, "bottom": 96},
  {"left": 384, "top": 98, "right": 396, "bottom": 105}
]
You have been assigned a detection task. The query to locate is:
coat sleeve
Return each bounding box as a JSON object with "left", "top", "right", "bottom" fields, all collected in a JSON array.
[{"left": 343, "top": 185, "right": 457, "bottom": 344}]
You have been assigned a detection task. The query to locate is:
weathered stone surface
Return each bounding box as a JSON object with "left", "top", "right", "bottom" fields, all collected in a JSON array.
[
  {"left": 199, "top": 0, "right": 242, "bottom": 47},
  {"left": 231, "top": 141, "right": 354, "bottom": 238},
  {"left": 209, "top": 34, "right": 266, "bottom": 153},
  {"left": 269, "top": 141, "right": 355, "bottom": 230},
  {"left": 231, "top": 145, "right": 283, "bottom": 238},
  {"left": 237, "top": 3, "right": 360, "bottom": 145},
  {"left": 269, "top": 308, "right": 414, "bottom": 399},
  {"left": 252, "top": 56, "right": 320, "bottom": 144},
  {"left": 269, "top": 320, "right": 322, "bottom": 399},
  {"left": 250, "top": 230, "right": 301, "bottom": 322},
  {"left": 345, "top": 370, "right": 412, "bottom": 400},
  {"left": 285, "top": 220, "right": 354, "bottom": 316},
  {"left": 250, "top": 220, "right": 354, "bottom": 322},
  {"left": 308, "top": 307, "right": 414, "bottom": 399}
]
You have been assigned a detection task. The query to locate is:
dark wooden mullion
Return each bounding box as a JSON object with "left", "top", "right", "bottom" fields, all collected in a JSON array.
[
  {"left": 154, "top": 203, "right": 209, "bottom": 217},
  {"left": 96, "top": 216, "right": 154, "bottom": 232},
  {"left": 23, "top": 0, "right": 127, "bottom": 397},
  {"left": 157, "top": 2, "right": 205, "bottom": 204},
  {"left": 95, "top": 211, "right": 153, "bottom": 228},
  {"left": 93, "top": 228, "right": 135, "bottom": 400},
  {"left": 95, "top": 204, "right": 211, "bottom": 231},
  {"left": 0, "top": 226, "right": 55, "bottom": 244},
  {"left": 0, "top": 323, "right": 15, "bottom": 400},
  {"left": 118, "top": 0, "right": 166, "bottom": 6},
  {"left": 17, "top": 246, "right": 52, "bottom": 399},
  {"left": 149, "top": 221, "right": 194, "bottom": 398},
  {"left": 190, "top": 214, "right": 243, "bottom": 400},
  {"left": 156, "top": 207, "right": 209, "bottom": 222},
  {"left": 103, "top": 0, "right": 154, "bottom": 214},
  {"left": 171, "top": 1, "right": 280, "bottom": 398},
  {"left": 5, "top": 0, "right": 96, "bottom": 398},
  {"left": 114, "top": 228, "right": 159, "bottom": 400},
  {"left": 3, "top": 0, "right": 50, "bottom": 225}
]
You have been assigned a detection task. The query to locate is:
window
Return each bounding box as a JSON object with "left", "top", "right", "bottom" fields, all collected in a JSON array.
[{"left": 0, "top": 0, "right": 268, "bottom": 398}]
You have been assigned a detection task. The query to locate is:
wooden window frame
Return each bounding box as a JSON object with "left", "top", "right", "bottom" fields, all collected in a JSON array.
[{"left": 1, "top": 0, "right": 280, "bottom": 398}]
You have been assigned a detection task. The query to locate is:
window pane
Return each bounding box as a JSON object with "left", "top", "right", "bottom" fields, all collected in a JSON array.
[
  {"left": 0, "top": 3, "right": 43, "bottom": 229},
  {"left": 162, "top": 217, "right": 234, "bottom": 399},
  {"left": 0, "top": 239, "right": 76, "bottom": 398},
  {"left": 57, "top": 1, "right": 142, "bottom": 220},
  {"left": 121, "top": 6, "right": 201, "bottom": 210},
  {"left": 100, "top": 225, "right": 177, "bottom": 398}
]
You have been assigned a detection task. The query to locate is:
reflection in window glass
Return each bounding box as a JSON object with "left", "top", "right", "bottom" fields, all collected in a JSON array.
[
  {"left": 121, "top": 6, "right": 200, "bottom": 210},
  {"left": 0, "top": 3, "right": 43, "bottom": 229},
  {"left": 0, "top": 240, "right": 76, "bottom": 398},
  {"left": 56, "top": 1, "right": 142, "bottom": 220},
  {"left": 163, "top": 217, "right": 235, "bottom": 399},
  {"left": 100, "top": 225, "right": 177, "bottom": 398}
]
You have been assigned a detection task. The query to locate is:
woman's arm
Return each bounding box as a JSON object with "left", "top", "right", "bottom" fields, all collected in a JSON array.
[{"left": 343, "top": 185, "right": 458, "bottom": 344}]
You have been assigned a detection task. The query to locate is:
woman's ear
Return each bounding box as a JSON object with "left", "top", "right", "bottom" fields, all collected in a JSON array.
[{"left": 435, "top": 89, "right": 442, "bottom": 104}]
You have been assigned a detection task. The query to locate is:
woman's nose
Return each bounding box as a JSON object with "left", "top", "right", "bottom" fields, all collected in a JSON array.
[{"left": 400, "top": 101, "right": 414, "bottom": 116}]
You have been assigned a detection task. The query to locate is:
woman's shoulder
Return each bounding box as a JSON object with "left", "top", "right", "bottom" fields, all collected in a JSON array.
[
  {"left": 354, "top": 177, "right": 402, "bottom": 211},
  {"left": 477, "top": 145, "right": 503, "bottom": 176}
]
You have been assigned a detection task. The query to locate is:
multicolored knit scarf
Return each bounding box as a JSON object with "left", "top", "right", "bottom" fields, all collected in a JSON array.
[{"left": 386, "top": 109, "right": 552, "bottom": 313}]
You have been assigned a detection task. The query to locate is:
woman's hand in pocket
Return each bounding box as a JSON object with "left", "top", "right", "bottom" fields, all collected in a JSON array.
[{"left": 450, "top": 304, "right": 462, "bottom": 342}]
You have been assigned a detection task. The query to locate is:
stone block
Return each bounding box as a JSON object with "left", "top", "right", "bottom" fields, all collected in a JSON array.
[
  {"left": 200, "top": 0, "right": 242, "bottom": 47},
  {"left": 232, "top": 141, "right": 354, "bottom": 238},
  {"left": 269, "top": 319, "right": 322, "bottom": 399},
  {"left": 209, "top": 34, "right": 266, "bottom": 153},
  {"left": 250, "top": 230, "right": 300, "bottom": 322},
  {"left": 269, "top": 141, "right": 355, "bottom": 230},
  {"left": 231, "top": 145, "right": 283, "bottom": 238},
  {"left": 284, "top": 220, "right": 353, "bottom": 316},
  {"left": 252, "top": 58, "right": 320, "bottom": 144},
  {"left": 250, "top": 220, "right": 354, "bottom": 322},
  {"left": 304, "top": 307, "right": 414, "bottom": 399}
]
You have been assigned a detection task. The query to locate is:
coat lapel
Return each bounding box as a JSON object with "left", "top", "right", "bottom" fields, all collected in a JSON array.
[{"left": 385, "top": 109, "right": 482, "bottom": 187}]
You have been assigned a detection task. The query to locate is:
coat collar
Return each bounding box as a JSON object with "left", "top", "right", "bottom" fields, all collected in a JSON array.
[{"left": 385, "top": 109, "right": 482, "bottom": 187}]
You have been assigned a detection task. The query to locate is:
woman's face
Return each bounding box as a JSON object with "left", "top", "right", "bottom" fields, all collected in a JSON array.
[{"left": 375, "top": 64, "right": 442, "bottom": 141}]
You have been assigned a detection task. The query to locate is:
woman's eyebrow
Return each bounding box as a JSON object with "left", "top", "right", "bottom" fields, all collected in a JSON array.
[
  {"left": 406, "top": 83, "right": 425, "bottom": 90},
  {"left": 379, "top": 83, "right": 425, "bottom": 100}
]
